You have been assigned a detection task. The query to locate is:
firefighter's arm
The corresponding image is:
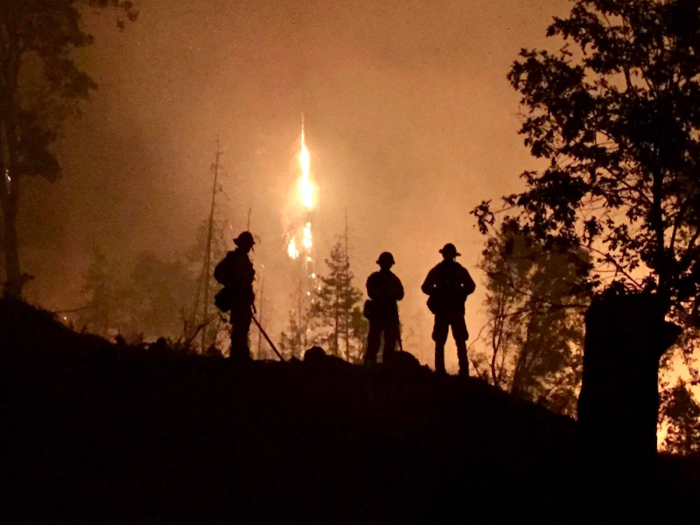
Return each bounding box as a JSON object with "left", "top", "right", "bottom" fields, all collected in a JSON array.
[
  {"left": 421, "top": 269, "right": 436, "bottom": 296},
  {"left": 394, "top": 275, "right": 405, "bottom": 301},
  {"left": 462, "top": 268, "right": 476, "bottom": 296},
  {"left": 366, "top": 274, "right": 378, "bottom": 300}
]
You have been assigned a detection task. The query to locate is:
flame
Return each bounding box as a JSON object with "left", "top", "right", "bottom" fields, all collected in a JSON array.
[
  {"left": 302, "top": 222, "right": 313, "bottom": 250},
  {"left": 288, "top": 237, "right": 299, "bottom": 259},
  {"left": 287, "top": 115, "right": 316, "bottom": 261}
]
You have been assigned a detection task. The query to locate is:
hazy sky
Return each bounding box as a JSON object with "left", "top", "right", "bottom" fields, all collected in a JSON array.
[{"left": 19, "top": 0, "right": 572, "bottom": 367}]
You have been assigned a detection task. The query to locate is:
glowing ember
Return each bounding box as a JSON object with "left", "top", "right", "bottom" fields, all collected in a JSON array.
[{"left": 4, "top": 170, "right": 10, "bottom": 194}]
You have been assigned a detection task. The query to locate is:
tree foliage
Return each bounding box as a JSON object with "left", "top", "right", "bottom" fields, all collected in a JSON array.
[
  {"left": 80, "top": 245, "right": 112, "bottom": 334},
  {"left": 661, "top": 379, "right": 700, "bottom": 455},
  {"left": 77, "top": 249, "right": 202, "bottom": 345},
  {"left": 279, "top": 308, "right": 308, "bottom": 361},
  {"left": 473, "top": 222, "right": 590, "bottom": 414},
  {"left": 0, "top": 0, "right": 137, "bottom": 297},
  {"left": 473, "top": 0, "right": 700, "bottom": 335},
  {"left": 309, "top": 242, "right": 366, "bottom": 361}
]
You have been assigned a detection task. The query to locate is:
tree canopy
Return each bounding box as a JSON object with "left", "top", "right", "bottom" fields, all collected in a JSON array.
[
  {"left": 0, "top": 0, "right": 137, "bottom": 297},
  {"left": 473, "top": 0, "right": 700, "bottom": 333},
  {"left": 473, "top": 222, "right": 589, "bottom": 414}
]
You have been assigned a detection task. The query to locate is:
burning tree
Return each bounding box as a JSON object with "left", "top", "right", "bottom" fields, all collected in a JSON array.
[
  {"left": 0, "top": 1, "right": 137, "bottom": 299},
  {"left": 280, "top": 115, "right": 319, "bottom": 358}
]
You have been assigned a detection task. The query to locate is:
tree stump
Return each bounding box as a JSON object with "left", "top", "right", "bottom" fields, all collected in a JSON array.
[{"left": 578, "top": 293, "right": 681, "bottom": 490}]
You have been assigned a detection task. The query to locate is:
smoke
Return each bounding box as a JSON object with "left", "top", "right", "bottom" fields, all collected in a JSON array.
[{"left": 18, "top": 0, "right": 570, "bottom": 368}]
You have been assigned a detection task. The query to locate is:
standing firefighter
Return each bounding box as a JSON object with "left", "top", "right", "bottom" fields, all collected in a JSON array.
[
  {"left": 422, "top": 243, "right": 475, "bottom": 376},
  {"left": 214, "top": 231, "right": 256, "bottom": 361},
  {"left": 364, "top": 252, "right": 404, "bottom": 366}
]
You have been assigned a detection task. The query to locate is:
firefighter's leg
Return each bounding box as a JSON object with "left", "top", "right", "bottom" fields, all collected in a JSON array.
[
  {"left": 383, "top": 321, "right": 400, "bottom": 363},
  {"left": 432, "top": 316, "right": 449, "bottom": 374},
  {"left": 451, "top": 316, "right": 469, "bottom": 376},
  {"left": 230, "top": 306, "right": 252, "bottom": 360},
  {"left": 365, "top": 321, "right": 382, "bottom": 365}
]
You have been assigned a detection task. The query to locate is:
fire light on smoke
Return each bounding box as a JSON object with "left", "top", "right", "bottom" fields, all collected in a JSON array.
[{"left": 4, "top": 169, "right": 10, "bottom": 194}]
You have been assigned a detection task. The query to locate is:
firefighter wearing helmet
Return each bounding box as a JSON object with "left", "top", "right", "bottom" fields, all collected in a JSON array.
[
  {"left": 363, "top": 252, "right": 404, "bottom": 366},
  {"left": 214, "top": 231, "right": 256, "bottom": 361},
  {"left": 421, "top": 243, "right": 476, "bottom": 376}
]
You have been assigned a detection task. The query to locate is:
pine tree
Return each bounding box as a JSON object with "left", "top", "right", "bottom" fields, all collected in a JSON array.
[
  {"left": 309, "top": 242, "right": 366, "bottom": 360},
  {"left": 348, "top": 306, "right": 368, "bottom": 363},
  {"left": 279, "top": 307, "right": 308, "bottom": 360},
  {"left": 662, "top": 379, "right": 700, "bottom": 455}
]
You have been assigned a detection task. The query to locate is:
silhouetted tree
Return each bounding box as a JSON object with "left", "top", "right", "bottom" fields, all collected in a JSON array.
[
  {"left": 127, "top": 253, "right": 197, "bottom": 340},
  {"left": 186, "top": 216, "right": 229, "bottom": 350},
  {"left": 80, "top": 246, "right": 112, "bottom": 335},
  {"left": 474, "top": 222, "right": 590, "bottom": 414},
  {"left": 309, "top": 242, "right": 366, "bottom": 360},
  {"left": 661, "top": 379, "right": 700, "bottom": 455},
  {"left": 473, "top": 0, "right": 700, "bottom": 339},
  {"left": 76, "top": 245, "right": 220, "bottom": 345},
  {"left": 279, "top": 308, "right": 307, "bottom": 360},
  {"left": 349, "top": 306, "right": 368, "bottom": 363},
  {"left": 0, "top": 0, "right": 137, "bottom": 298}
]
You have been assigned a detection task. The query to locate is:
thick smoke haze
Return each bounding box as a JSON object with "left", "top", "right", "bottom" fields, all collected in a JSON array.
[{"left": 18, "top": 0, "right": 570, "bottom": 368}]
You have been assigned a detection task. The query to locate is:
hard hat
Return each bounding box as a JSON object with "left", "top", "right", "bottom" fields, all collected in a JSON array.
[
  {"left": 234, "top": 231, "right": 255, "bottom": 247},
  {"left": 377, "top": 252, "right": 395, "bottom": 266},
  {"left": 439, "top": 243, "right": 461, "bottom": 257}
]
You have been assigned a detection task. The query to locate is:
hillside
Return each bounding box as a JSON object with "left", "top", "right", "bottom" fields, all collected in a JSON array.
[{"left": 2, "top": 300, "right": 697, "bottom": 523}]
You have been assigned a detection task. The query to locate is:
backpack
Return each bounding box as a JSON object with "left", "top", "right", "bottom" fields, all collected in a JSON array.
[
  {"left": 214, "top": 287, "right": 236, "bottom": 312},
  {"left": 214, "top": 252, "right": 237, "bottom": 287},
  {"left": 363, "top": 299, "right": 376, "bottom": 321}
]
